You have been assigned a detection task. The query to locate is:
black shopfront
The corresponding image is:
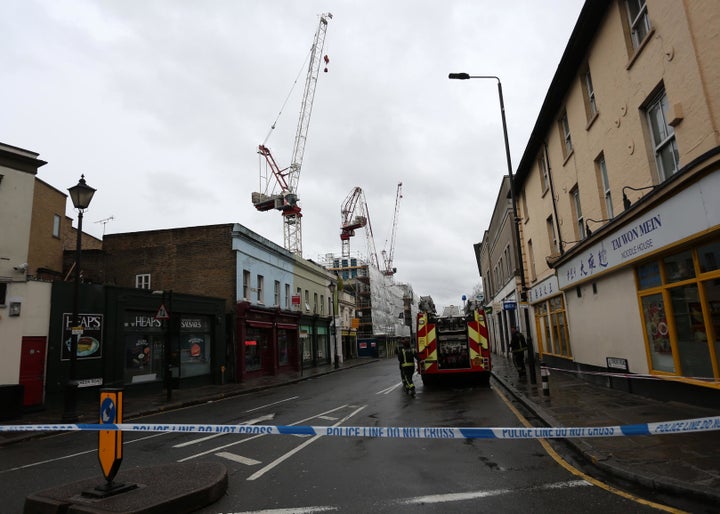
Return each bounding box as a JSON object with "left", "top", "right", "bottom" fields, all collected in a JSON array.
[{"left": 47, "top": 283, "right": 226, "bottom": 399}]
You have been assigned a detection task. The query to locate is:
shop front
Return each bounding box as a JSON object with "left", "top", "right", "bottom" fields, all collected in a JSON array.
[
  {"left": 46, "top": 283, "right": 226, "bottom": 398},
  {"left": 235, "top": 301, "right": 301, "bottom": 380}
]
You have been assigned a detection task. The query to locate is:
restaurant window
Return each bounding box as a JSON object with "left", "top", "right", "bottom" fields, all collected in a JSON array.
[
  {"left": 179, "top": 316, "right": 212, "bottom": 378},
  {"left": 534, "top": 295, "right": 571, "bottom": 358},
  {"left": 636, "top": 239, "right": 720, "bottom": 382}
]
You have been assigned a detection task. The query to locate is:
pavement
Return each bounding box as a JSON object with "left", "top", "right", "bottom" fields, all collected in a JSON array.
[{"left": 3, "top": 354, "right": 720, "bottom": 510}]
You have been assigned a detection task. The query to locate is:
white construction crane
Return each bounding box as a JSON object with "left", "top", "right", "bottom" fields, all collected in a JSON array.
[
  {"left": 252, "top": 12, "right": 332, "bottom": 256},
  {"left": 340, "top": 186, "right": 380, "bottom": 270},
  {"left": 381, "top": 182, "right": 402, "bottom": 276}
]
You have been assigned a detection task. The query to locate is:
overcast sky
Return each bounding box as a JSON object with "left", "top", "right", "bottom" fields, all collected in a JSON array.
[{"left": 2, "top": 0, "right": 585, "bottom": 310}]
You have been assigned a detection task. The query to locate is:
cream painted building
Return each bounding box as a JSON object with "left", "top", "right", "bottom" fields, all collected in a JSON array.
[
  {"left": 0, "top": 143, "right": 50, "bottom": 391},
  {"left": 510, "top": 0, "right": 719, "bottom": 399}
]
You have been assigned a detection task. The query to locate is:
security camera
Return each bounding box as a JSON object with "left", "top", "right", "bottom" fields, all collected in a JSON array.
[{"left": 13, "top": 263, "right": 28, "bottom": 272}]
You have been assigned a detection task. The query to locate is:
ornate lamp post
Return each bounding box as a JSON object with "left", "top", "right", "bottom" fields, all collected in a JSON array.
[
  {"left": 449, "top": 73, "right": 537, "bottom": 384},
  {"left": 63, "top": 174, "right": 96, "bottom": 422}
]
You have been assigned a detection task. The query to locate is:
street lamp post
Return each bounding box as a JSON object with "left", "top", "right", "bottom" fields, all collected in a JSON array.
[
  {"left": 328, "top": 282, "right": 339, "bottom": 368},
  {"left": 449, "top": 73, "right": 537, "bottom": 384},
  {"left": 63, "top": 174, "right": 96, "bottom": 422}
]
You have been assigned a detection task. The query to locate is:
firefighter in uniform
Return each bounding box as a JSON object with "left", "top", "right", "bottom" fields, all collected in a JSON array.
[
  {"left": 398, "top": 339, "right": 417, "bottom": 396},
  {"left": 510, "top": 326, "right": 527, "bottom": 377}
]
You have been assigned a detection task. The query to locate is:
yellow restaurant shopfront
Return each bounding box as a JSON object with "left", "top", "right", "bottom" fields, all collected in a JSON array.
[{"left": 553, "top": 169, "right": 720, "bottom": 400}]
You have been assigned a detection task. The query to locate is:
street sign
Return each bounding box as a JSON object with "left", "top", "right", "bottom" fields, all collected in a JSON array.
[
  {"left": 155, "top": 303, "right": 170, "bottom": 320},
  {"left": 503, "top": 301, "right": 517, "bottom": 311},
  {"left": 98, "top": 389, "right": 123, "bottom": 482}
]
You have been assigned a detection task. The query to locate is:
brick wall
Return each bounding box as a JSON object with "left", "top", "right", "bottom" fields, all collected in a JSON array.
[{"left": 102, "top": 224, "right": 236, "bottom": 310}]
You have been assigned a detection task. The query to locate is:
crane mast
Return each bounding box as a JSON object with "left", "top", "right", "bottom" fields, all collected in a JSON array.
[
  {"left": 253, "top": 12, "right": 332, "bottom": 256},
  {"left": 381, "top": 182, "right": 402, "bottom": 276}
]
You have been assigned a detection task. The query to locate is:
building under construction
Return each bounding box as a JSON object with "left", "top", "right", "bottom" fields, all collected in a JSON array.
[{"left": 324, "top": 253, "right": 416, "bottom": 356}]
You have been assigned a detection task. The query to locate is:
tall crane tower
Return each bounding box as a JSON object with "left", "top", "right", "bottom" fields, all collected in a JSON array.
[
  {"left": 381, "top": 182, "right": 402, "bottom": 276},
  {"left": 252, "top": 12, "right": 332, "bottom": 256},
  {"left": 339, "top": 186, "right": 380, "bottom": 269}
]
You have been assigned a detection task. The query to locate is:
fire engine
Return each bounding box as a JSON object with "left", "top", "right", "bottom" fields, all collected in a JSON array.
[{"left": 415, "top": 297, "right": 491, "bottom": 386}]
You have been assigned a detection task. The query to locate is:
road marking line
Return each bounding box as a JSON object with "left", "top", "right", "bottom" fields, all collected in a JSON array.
[
  {"left": 377, "top": 382, "right": 403, "bottom": 395},
  {"left": 317, "top": 415, "right": 338, "bottom": 421},
  {"left": 215, "top": 452, "right": 261, "bottom": 466},
  {"left": 399, "top": 480, "right": 590, "bottom": 504},
  {"left": 246, "top": 405, "right": 367, "bottom": 481},
  {"left": 226, "top": 507, "right": 336, "bottom": 513},
  {"left": 245, "top": 396, "right": 299, "bottom": 413}
]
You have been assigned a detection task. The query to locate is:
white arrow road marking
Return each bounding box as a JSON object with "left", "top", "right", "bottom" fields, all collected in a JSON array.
[
  {"left": 246, "top": 405, "right": 367, "bottom": 481},
  {"left": 215, "top": 452, "right": 261, "bottom": 466},
  {"left": 377, "top": 382, "right": 403, "bottom": 395},
  {"left": 173, "top": 414, "right": 276, "bottom": 448}
]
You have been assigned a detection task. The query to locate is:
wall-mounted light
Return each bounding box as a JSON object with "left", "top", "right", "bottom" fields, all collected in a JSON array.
[
  {"left": 622, "top": 185, "right": 657, "bottom": 211},
  {"left": 585, "top": 218, "right": 613, "bottom": 237}
]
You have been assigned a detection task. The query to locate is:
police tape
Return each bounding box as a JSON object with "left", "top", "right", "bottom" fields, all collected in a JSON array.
[{"left": 2, "top": 416, "right": 719, "bottom": 439}]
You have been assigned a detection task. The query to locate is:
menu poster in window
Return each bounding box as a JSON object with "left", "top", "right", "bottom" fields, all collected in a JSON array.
[{"left": 61, "top": 313, "right": 104, "bottom": 361}]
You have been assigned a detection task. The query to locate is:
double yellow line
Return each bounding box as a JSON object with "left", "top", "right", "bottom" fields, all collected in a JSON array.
[{"left": 494, "top": 386, "right": 687, "bottom": 514}]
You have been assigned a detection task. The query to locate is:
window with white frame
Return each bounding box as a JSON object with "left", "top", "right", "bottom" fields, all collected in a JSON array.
[
  {"left": 313, "top": 292, "right": 318, "bottom": 313},
  {"left": 274, "top": 280, "right": 281, "bottom": 306},
  {"left": 582, "top": 68, "right": 597, "bottom": 120},
  {"left": 304, "top": 289, "right": 310, "bottom": 312},
  {"left": 547, "top": 215, "right": 559, "bottom": 254},
  {"left": 243, "top": 270, "right": 250, "bottom": 300},
  {"left": 646, "top": 89, "right": 680, "bottom": 181},
  {"left": 257, "top": 275, "right": 264, "bottom": 304},
  {"left": 135, "top": 274, "right": 151, "bottom": 289},
  {"left": 626, "top": 0, "right": 650, "bottom": 49},
  {"left": 285, "top": 284, "right": 291, "bottom": 309},
  {"left": 52, "top": 214, "right": 61, "bottom": 238},
  {"left": 596, "top": 154, "right": 614, "bottom": 218},
  {"left": 559, "top": 112, "right": 573, "bottom": 158},
  {"left": 528, "top": 239, "right": 536, "bottom": 282},
  {"left": 538, "top": 152, "right": 549, "bottom": 193},
  {"left": 570, "top": 186, "right": 586, "bottom": 239}
]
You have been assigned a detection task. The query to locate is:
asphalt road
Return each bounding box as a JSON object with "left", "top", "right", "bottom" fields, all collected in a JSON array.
[{"left": 0, "top": 360, "right": 690, "bottom": 513}]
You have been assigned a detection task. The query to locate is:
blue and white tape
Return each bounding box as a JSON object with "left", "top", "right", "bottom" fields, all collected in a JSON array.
[{"left": 2, "top": 416, "right": 719, "bottom": 439}]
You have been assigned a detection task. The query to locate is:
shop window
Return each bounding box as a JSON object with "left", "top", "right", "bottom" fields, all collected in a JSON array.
[
  {"left": 663, "top": 250, "right": 695, "bottom": 283},
  {"left": 641, "top": 294, "right": 674, "bottom": 372},
  {"left": 698, "top": 241, "right": 720, "bottom": 272},
  {"left": 245, "top": 327, "right": 267, "bottom": 372},
  {"left": 669, "top": 285, "right": 714, "bottom": 378},
  {"left": 534, "top": 295, "right": 571, "bottom": 358},
  {"left": 179, "top": 316, "right": 212, "bottom": 378},
  {"left": 637, "top": 262, "right": 661, "bottom": 290},
  {"left": 278, "top": 329, "right": 291, "bottom": 366},
  {"left": 636, "top": 237, "right": 720, "bottom": 381}
]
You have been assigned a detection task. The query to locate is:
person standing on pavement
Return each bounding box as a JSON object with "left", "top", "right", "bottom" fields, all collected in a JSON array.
[
  {"left": 509, "top": 326, "right": 527, "bottom": 377},
  {"left": 397, "top": 339, "right": 417, "bottom": 396}
]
